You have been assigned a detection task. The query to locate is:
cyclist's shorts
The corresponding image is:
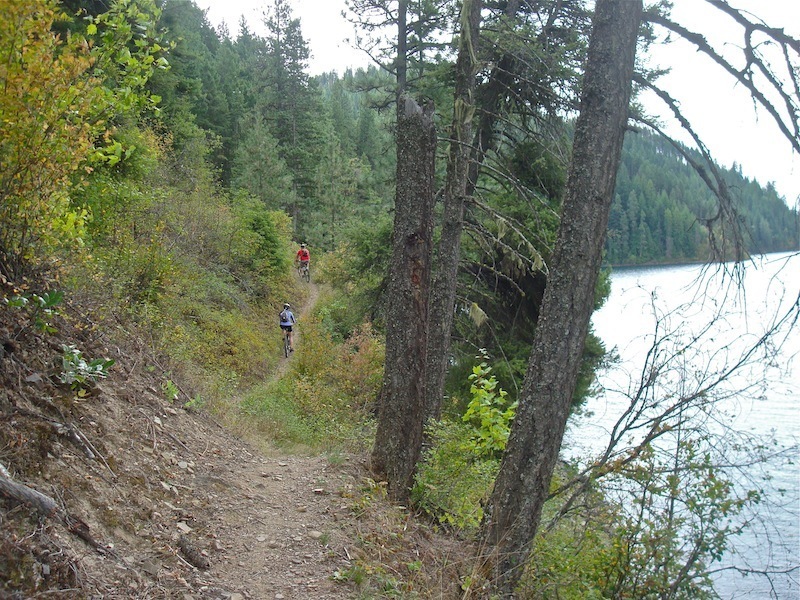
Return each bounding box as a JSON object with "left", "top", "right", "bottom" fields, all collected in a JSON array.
[
  {"left": 280, "top": 325, "right": 293, "bottom": 332},
  {"left": 299, "top": 260, "right": 309, "bottom": 267}
]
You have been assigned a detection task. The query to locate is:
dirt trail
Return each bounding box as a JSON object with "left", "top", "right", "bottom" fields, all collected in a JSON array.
[
  {"left": 197, "top": 280, "right": 362, "bottom": 599},
  {"left": 274, "top": 280, "right": 319, "bottom": 379},
  {"left": 169, "top": 428, "right": 362, "bottom": 599},
  {"left": 1, "top": 278, "right": 368, "bottom": 599}
]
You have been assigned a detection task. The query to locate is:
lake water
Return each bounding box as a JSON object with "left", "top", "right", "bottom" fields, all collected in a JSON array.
[{"left": 565, "top": 252, "right": 799, "bottom": 598}]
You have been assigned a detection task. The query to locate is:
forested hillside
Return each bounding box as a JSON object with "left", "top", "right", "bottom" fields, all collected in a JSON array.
[
  {"left": 2, "top": 0, "right": 798, "bottom": 598},
  {"left": 608, "top": 129, "right": 798, "bottom": 264}
]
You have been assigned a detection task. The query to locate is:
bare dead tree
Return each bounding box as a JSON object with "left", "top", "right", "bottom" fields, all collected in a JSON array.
[
  {"left": 425, "top": 0, "right": 482, "bottom": 422},
  {"left": 645, "top": 2, "right": 799, "bottom": 154}
]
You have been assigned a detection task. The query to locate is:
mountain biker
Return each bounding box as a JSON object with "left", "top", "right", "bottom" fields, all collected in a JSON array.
[
  {"left": 296, "top": 243, "right": 310, "bottom": 274},
  {"left": 279, "top": 303, "right": 296, "bottom": 352}
]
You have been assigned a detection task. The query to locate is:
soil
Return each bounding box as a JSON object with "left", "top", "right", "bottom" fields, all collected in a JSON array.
[{"left": 0, "top": 279, "right": 468, "bottom": 599}]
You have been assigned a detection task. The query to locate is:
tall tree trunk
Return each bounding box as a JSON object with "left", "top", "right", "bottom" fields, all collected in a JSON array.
[
  {"left": 425, "top": 0, "right": 482, "bottom": 422},
  {"left": 466, "top": 0, "right": 519, "bottom": 197},
  {"left": 479, "top": 0, "right": 642, "bottom": 595},
  {"left": 396, "top": 0, "right": 407, "bottom": 94},
  {"left": 371, "top": 95, "right": 436, "bottom": 501}
]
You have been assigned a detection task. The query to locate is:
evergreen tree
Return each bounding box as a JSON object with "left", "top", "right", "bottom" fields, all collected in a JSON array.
[{"left": 258, "top": 0, "right": 326, "bottom": 238}]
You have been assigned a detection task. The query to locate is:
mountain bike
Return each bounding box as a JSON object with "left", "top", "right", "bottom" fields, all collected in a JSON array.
[
  {"left": 283, "top": 327, "right": 292, "bottom": 358},
  {"left": 298, "top": 261, "right": 310, "bottom": 283}
]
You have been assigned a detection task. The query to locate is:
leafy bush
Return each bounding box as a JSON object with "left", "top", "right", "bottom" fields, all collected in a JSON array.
[
  {"left": 0, "top": 0, "right": 165, "bottom": 279},
  {"left": 4, "top": 290, "right": 64, "bottom": 334},
  {"left": 412, "top": 420, "right": 499, "bottom": 530},
  {"left": 462, "top": 351, "right": 517, "bottom": 458},
  {"left": 412, "top": 354, "right": 514, "bottom": 530},
  {"left": 58, "top": 344, "right": 115, "bottom": 392}
]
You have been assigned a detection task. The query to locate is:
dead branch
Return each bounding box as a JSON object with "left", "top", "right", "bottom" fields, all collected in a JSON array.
[
  {"left": 0, "top": 463, "right": 58, "bottom": 517},
  {"left": 645, "top": 9, "right": 799, "bottom": 153},
  {"left": 632, "top": 74, "right": 748, "bottom": 264},
  {"left": 1, "top": 463, "right": 113, "bottom": 558},
  {"left": 178, "top": 535, "right": 210, "bottom": 570}
]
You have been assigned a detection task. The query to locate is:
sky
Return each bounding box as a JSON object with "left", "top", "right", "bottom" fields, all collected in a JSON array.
[{"left": 194, "top": 0, "right": 799, "bottom": 206}]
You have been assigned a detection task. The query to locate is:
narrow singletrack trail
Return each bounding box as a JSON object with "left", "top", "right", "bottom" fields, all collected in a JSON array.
[
  {"left": 272, "top": 278, "right": 319, "bottom": 381},
  {"left": 180, "top": 279, "right": 362, "bottom": 599}
]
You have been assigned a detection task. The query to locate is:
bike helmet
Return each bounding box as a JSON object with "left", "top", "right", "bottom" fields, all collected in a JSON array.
[
  {"left": 284, "top": 303, "right": 290, "bottom": 309},
  {"left": 300, "top": 243, "right": 306, "bottom": 248}
]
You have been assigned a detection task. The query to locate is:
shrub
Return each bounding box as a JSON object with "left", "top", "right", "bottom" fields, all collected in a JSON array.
[
  {"left": 412, "top": 420, "right": 499, "bottom": 531},
  {"left": 0, "top": 0, "right": 165, "bottom": 279},
  {"left": 462, "top": 351, "right": 517, "bottom": 458}
]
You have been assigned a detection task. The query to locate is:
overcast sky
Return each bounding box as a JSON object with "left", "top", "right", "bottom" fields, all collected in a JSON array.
[{"left": 195, "top": 0, "right": 799, "bottom": 206}]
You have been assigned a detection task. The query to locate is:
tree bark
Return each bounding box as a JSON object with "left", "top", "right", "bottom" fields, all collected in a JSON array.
[
  {"left": 479, "top": 0, "right": 642, "bottom": 595},
  {"left": 371, "top": 95, "right": 436, "bottom": 501},
  {"left": 0, "top": 469, "right": 58, "bottom": 517},
  {"left": 425, "top": 0, "right": 482, "bottom": 422}
]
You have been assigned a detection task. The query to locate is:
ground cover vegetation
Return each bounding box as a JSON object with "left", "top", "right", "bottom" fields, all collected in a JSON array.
[{"left": 1, "top": 0, "right": 797, "bottom": 597}]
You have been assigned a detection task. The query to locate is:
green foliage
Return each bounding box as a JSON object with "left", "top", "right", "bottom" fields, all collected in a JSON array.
[
  {"left": 519, "top": 475, "right": 618, "bottom": 600},
  {"left": 590, "top": 439, "right": 758, "bottom": 599},
  {"left": 0, "top": 0, "right": 166, "bottom": 279},
  {"left": 228, "top": 194, "right": 291, "bottom": 279},
  {"left": 412, "top": 355, "right": 513, "bottom": 530},
  {"left": 4, "top": 290, "right": 64, "bottom": 334},
  {"left": 58, "top": 344, "right": 115, "bottom": 391},
  {"left": 289, "top": 313, "right": 384, "bottom": 436},
  {"left": 462, "top": 351, "right": 517, "bottom": 458},
  {"left": 161, "top": 379, "right": 179, "bottom": 402},
  {"left": 316, "top": 215, "right": 394, "bottom": 331},
  {"left": 412, "top": 419, "right": 500, "bottom": 530},
  {"left": 230, "top": 114, "right": 297, "bottom": 210},
  {"left": 519, "top": 432, "right": 765, "bottom": 599},
  {"left": 0, "top": 0, "right": 94, "bottom": 278}
]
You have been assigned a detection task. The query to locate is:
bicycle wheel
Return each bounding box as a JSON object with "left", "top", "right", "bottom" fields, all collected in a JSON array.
[
  {"left": 284, "top": 332, "right": 290, "bottom": 358},
  {"left": 303, "top": 267, "right": 310, "bottom": 283}
]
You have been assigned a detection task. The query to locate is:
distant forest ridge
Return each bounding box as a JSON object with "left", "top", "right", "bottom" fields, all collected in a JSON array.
[
  {"left": 606, "top": 129, "right": 798, "bottom": 266},
  {"left": 144, "top": 0, "right": 796, "bottom": 268}
]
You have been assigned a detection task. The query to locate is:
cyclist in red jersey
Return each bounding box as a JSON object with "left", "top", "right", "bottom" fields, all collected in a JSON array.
[{"left": 296, "top": 243, "right": 310, "bottom": 272}]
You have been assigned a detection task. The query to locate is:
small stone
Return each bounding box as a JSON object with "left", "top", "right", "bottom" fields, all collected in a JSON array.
[
  {"left": 230, "top": 594, "right": 245, "bottom": 600},
  {"left": 256, "top": 535, "right": 267, "bottom": 542},
  {"left": 308, "top": 531, "right": 323, "bottom": 540},
  {"left": 176, "top": 521, "right": 192, "bottom": 534},
  {"left": 140, "top": 559, "right": 161, "bottom": 576},
  {"left": 178, "top": 461, "right": 189, "bottom": 469}
]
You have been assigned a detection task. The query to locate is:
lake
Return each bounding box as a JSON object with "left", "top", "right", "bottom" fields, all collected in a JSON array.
[{"left": 565, "top": 252, "right": 799, "bottom": 598}]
